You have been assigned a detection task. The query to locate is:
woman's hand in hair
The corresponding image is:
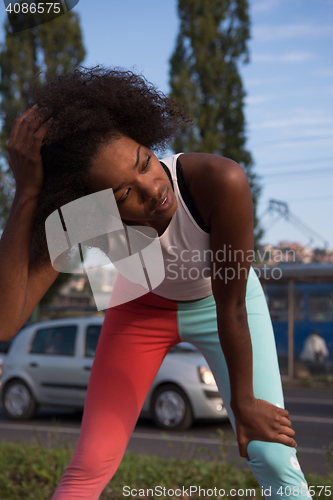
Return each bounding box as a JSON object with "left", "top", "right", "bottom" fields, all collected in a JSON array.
[{"left": 7, "top": 104, "right": 53, "bottom": 200}]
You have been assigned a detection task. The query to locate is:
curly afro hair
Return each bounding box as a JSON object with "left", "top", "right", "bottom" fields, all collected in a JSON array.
[{"left": 29, "top": 66, "right": 190, "bottom": 268}]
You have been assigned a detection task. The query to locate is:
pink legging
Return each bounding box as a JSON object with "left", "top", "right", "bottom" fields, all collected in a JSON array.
[
  {"left": 52, "top": 292, "right": 180, "bottom": 499},
  {"left": 52, "top": 273, "right": 310, "bottom": 499}
]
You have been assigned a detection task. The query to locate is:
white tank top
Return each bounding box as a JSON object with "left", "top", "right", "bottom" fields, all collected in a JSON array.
[{"left": 151, "top": 153, "right": 213, "bottom": 301}]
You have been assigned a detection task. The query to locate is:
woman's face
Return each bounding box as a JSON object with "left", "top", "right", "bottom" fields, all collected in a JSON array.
[{"left": 88, "top": 136, "right": 177, "bottom": 228}]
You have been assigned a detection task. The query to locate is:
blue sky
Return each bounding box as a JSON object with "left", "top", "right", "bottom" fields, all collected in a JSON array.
[{"left": 1, "top": 0, "right": 332, "bottom": 249}]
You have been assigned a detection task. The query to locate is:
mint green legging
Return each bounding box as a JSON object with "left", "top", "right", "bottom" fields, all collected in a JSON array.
[{"left": 52, "top": 267, "right": 311, "bottom": 500}]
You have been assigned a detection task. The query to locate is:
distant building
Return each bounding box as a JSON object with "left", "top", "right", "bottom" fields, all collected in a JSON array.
[{"left": 255, "top": 241, "right": 332, "bottom": 266}]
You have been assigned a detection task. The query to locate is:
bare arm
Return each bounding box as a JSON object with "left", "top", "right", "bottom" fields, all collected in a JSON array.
[
  {"left": 0, "top": 105, "right": 58, "bottom": 340},
  {"left": 208, "top": 158, "right": 255, "bottom": 408},
  {"left": 180, "top": 153, "right": 296, "bottom": 459},
  {"left": 0, "top": 192, "right": 59, "bottom": 340},
  {"left": 209, "top": 158, "right": 296, "bottom": 458}
]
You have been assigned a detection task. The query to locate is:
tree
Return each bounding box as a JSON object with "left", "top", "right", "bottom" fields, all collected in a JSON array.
[
  {"left": 169, "top": 0, "right": 263, "bottom": 246},
  {"left": 0, "top": 11, "right": 86, "bottom": 216},
  {"left": 0, "top": 11, "right": 86, "bottom": 318}
]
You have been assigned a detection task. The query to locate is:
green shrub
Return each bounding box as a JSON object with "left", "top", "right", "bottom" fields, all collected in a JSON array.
[{"left": 0, "top": 441, "right": 332, "bottom": 500}]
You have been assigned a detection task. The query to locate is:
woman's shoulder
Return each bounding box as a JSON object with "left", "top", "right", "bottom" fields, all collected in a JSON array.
[
  {"left": 179, "top": 152, "right": 245, "bottom": 185},
  {"left": 178, "top": 153, "right": 249, "bottom": 230}
]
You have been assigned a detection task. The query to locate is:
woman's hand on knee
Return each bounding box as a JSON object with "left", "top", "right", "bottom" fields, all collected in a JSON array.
[{"left": 232, "top": 398, "right": 297, "bottom": 459}]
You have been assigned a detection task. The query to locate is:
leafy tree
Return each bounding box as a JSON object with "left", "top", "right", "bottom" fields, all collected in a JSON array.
[
  {"left": 169, "top": 0, "right": 263, "bottom": 246},
  {"left": 0, "top": 11, "right": 86, "bottom": 318},
  {"left": 0, "top": 11, "right": 86, "bottom": 209}
]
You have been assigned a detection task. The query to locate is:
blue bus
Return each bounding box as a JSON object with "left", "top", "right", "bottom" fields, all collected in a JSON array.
[{"left": 265, "top": 280, "right": 333, "bottom": 373}]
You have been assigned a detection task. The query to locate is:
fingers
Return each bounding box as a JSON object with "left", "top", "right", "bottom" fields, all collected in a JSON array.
[
  {"left": 22, "top": 107, "right": 52, "bottom": 148},
  {"left": 279, "top": 424, "right": 296, "bottom": 438},
  {"left": 275, "top": 410, "right": 295, "bottom": 441},
  {"left": 8, "top": 105, "right": 38, "bottom": 149},
  {"left": 8, "top": 105, "right": 53, "bottom": 170},
  {"left": 8, "top": 105, "right": 51, "bottom": 152},
  {"left": 238, "top": 441, "right": 250, "bottom": 460},
  {"left": 8, "top": 105, "right": 36, "bottom": 142},
  {"left": 29, "top": 118, "right": 53, "bottom": 158},
  {"left": 278, "top": 409, "right": 295, "bottom": 433},
  {"left": 12, "top": 110, "right": 41, "bottom": 151},
  {"left": 279, "top": 408, "right": 290, "bottom": 419},
  {"left": 276, "top": 434, "right": 297, "bottom": 448},
  {"left": 6, "top": 104, "right": 53, "bottom": 196},
  {"left": 17, "top": 108, "right": 51, "bottom": 152},
  {"left": 280, "top": 416, "right": 292, "bottom": 428}
]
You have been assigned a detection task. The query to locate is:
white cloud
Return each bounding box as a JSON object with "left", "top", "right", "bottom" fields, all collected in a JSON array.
[
  {"left": 252, "top": 51, "right": 315, "bottom": 63},
  {"left": 245, "top": 76, "right": 288, "bottom": 87},
  {"left": 296, "top": 126, "right": 333, "bottom": 135},
  {"left": 253, "top": 24, "right": 332, "bottom": 42},
  {"left": 251, "top": 0, "right": 281, "bottom": 13},
  {"left": 245, "top": 94, "right": 274, "bottom": 105}
]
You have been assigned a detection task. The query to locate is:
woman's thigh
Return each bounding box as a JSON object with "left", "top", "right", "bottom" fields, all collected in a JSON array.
[{"left": 77, "top": 293, "right": 182, "bottom": 458}]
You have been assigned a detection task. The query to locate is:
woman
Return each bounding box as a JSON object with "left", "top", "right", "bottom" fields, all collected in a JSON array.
[{"left": 0, "top": 67, "right": 310, "bottom": 499}]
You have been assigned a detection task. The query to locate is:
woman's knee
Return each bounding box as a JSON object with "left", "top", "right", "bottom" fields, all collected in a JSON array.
[{"left": 65, "top": 443, "right": 124, "bottom": 480}]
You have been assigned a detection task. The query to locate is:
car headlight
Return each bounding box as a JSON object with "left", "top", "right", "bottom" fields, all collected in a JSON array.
[{"left": 198, "top": 366, "right": 216, "bottom": 385}]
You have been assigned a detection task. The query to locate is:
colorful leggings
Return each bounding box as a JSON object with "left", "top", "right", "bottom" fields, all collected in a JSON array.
[{"left": 52, "top": 268, "right": 311, "bottom": 500}]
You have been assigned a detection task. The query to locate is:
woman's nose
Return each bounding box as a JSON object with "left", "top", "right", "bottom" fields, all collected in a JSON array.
[{"left": 138, "top": 177, "right": 159, "bottom": 201}]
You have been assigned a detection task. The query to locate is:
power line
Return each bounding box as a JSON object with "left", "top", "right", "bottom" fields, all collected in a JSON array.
[
  {"left": 260, "top": 199, "right": 329, "bottom": 248},
  {"left": 262, "top": 214, "right": 282, "bottom": 233}
]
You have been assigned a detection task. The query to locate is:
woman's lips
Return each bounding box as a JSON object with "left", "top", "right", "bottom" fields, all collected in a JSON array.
[{"left": 153, "top": 189, "right": 172, "bottom": 212}]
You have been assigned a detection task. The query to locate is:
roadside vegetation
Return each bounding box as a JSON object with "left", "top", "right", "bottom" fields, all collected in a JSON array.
[{"left": 0, "top": 433, "right": 332, "bottom": 499}]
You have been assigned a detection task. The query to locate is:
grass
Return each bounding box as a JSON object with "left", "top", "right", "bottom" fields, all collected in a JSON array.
[{"left": 0, "top": 434, "right": 332, "bottom": 499}]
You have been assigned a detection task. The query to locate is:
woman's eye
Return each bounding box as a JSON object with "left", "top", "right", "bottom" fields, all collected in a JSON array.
[
  {"left": 118, "top": 155, "right": 150, "bottom": 203},
  {"left": 142, "top": 155, "right": 151, "bottom": 172},
  {"left": 119, "top": 189, "right": 130, "bottom": 203}
]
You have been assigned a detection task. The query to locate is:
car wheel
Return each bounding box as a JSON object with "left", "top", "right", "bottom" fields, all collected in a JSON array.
[
  {"left": 151, "top": 384, "right": 193, "bottom": 430},
  {"left": 3, "top": 380, "right": 38, "bottom": 420}
]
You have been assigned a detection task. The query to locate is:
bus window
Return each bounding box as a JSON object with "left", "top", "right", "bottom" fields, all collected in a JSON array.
[
  {"left": 267, "top": 285, "right": 304, "bottom": 322},
  {"left": 309, "top": 293, "right": 333, "bottom": 322},
  {"left": 268, "top": 295, "right": 288, "bottom": 322}
]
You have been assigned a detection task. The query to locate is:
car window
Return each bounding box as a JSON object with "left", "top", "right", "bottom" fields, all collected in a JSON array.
[
  {"left": 0, "top": 325, "right": 27, "bottom": 353},
  {"left": 0, "top": 339, "right": 12, "bottom": 353},
  {"left": 30, "top": 326, "right": 77, "bottom": 356},
  {"left": 85, "top": 325, "right": 102, "bottom": 358},
  {"left": 170, "top": 342, "right": 198, "bottom": 353}
]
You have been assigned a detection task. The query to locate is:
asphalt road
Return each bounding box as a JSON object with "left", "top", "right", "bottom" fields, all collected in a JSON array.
[{"left": 0, "top": 385, "right": 332, "bottom": 476}]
